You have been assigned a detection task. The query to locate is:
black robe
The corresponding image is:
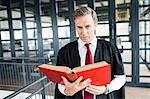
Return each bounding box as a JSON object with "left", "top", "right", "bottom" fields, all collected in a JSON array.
[{"left": 54, "top": 39, "right": 125, "bottom": 99}]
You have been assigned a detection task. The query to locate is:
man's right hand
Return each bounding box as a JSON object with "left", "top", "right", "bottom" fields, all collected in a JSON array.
[{"left": 61, "top": 76, "right": 92, "bottom": 96}]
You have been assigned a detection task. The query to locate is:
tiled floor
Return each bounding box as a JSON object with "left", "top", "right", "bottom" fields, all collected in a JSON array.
[
  {"left": 1, "top": 86, "right": 150, "bottom": 99},
  {"left": 125, "top": 86, "right": 150, "bottom": 99}
]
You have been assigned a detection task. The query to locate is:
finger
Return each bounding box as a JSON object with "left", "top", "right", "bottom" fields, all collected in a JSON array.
[
  {"left": 86, "top": 86, "right": 99, "bottom": 92},
  {"left": 86, "top": 85, "right": 105, "bottom": 95},
  {"left": 61, "top": 76, "right": 69, "bottom": 85},
  {"left": 88, "top": 85, "right": 104, "bottom": 88},
  {"left": 88, "top": 85, "right": 105, "bottom": 92},
  {"left": 80, "top": 78, "right": 92, "bottom": 88},
  {"left": 81, "top": 82, "right": 91, "bottom": 90},
  {"left": 85, "top": 87, "right": 99, "bottom": 95},
  {"left": 74, "top": 76, "right": 83, "bottom": 84},
  {"left": 82, "top": 78, "right": 92, "bottom": 84}
]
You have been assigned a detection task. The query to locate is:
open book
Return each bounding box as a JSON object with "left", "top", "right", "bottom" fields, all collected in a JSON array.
[{"left": 38, "top": 61, "right": 111, "bottom": 86}]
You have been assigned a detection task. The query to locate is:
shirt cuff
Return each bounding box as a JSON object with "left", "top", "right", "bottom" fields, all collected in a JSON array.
[
  {"left": 107, "top": 75, "right": 126, "bottom": 93},
  {"left": 58, "top": 84, "right": 66, "bottom": 95}
]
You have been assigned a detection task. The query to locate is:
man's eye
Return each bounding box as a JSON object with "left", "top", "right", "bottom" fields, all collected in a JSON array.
[
  {"left": 77, "top": 27, "right": 82, "bottom": 29},
  {"left": 86, "top": 26, "right": 90, "bottom": 29}
]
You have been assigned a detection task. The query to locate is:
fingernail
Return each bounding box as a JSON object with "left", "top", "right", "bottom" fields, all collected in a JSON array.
[
  {"left": 88, "top": 78, "right": 92, "bottom": 81},
  {"left": 80, "top": 76, "right": 83, "bottom": 78}
]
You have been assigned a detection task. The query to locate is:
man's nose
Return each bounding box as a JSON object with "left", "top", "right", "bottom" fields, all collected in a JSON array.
[{"left": 81, "top": 28, "right": 87, "bottom": 35}]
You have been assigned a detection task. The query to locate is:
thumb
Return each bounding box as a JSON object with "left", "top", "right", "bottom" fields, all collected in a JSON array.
[
  {"left": 74, "top": 76, "right": 83, "bottom": 84},
  {"left": 61, "top": 76, "right": 69, "bottom": 85}
]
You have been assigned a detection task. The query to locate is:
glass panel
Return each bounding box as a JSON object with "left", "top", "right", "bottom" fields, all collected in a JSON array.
[
  {"left": 43, "top": 39, "right": 52, "bottom": 50},
  {"left": 116, "top": 8, "right": 130, "bottom": 21},
  {"left": 16, "top": 50, "right": 23, "bottom": 57},
  {"left": 41, "top": 0, "right": 51, "bottom": 16},
  {"left": 116, "top": 23, "right": 130, "bottom": 35},
  {"left": 116, "top": 0, "right": 130, "bottom": 21},
  {"left": 25, "top": 0, "right": 35, "bottom": 17},
  {"left": 139, "top": 48, "right": 150, "bottom": 62},
  {"left": 96, "top": 24, "right": 109, "bottom": 36},
  {"left": 116, "top": 36, "right": 131, "bottom": 54},
  {"left": 42, "top": 28, "right": 53, "bottom": 38},
  {"left": 59, "top": 39, "right": 70, "bottom": 49},
  {"left": 28, "top": 51, "right": 37, "bottom": 57},
  {"left": 41, "top": 16, "right": 52, "bottom": 27},
  {"left": 57, "top": 17, "right": 69, "bottom": 26},
  {"left": 76, "top": 0, "right": 88, "bottom": 6},
  {"left": 140, "top": 77, "right": 150, "bottom": 83},
  {"left": 116, "top": 36, "right": 124, "bottom": 53},
  {"left": 124, "top": 64, "right": 132, "bottom": 76},
  {"left": 13, "top": 20, "right": 22, "bottom": 29},
  {"left": 139, "top": 21, "right": 147, "bottom": 34},
  {"left": 44, "top": 50, "right": 51, "bottom": 57},
  {"left": 41, "top": 0, "right": 51, "bottom": 27},
  {"left": 1, "top": 31, "right": 10, "bottom": 40},
  {"left": 57, "top": 0, "right": 69, "bottom": 26},
  {"left": 121, "top": 36, "right": 130, "bottom": 42},
  {"left": 25, "top": 9, "right": 34, "bottom": 17},
  {"left": 14, "top": 30, "right": 23, "bottom": 39},
  {"left": 41, "top": 0, "right": 51, "bottom": 3},
  {"left": 2, "top": 40, "right": 12, "bottom": 59},
  {"left": 0, "top": 10, "right": 8, "bottom": 20},
  {"left": 27, "top": 29, "right": 37, "bottom": 39},
  {"left": 96, "top": 7, "right": 109, "bottom": 23},
  {"left": 28, "top": 40, "right": 37, "bottom": 50},
  {"left": 2, "top": 41, "right": 10, "bottom": 51},
  {"left": 0, "top": 20, "right": 9, "bottom": 29},
  {"left": 26, "top": 18, "right": 36, "bottom": 28},
  {"left": 126, "top": 76, "right": 132, "bottom": 82},
  {"left": 12, "top": 10, "right": 21, "bottom": 18},
  {"left": 139, "top": 0, "right": 150, "bottom": 5},
  {"left": 3, "top": 52, "right": 11, "bottom": 59},
  {"left": 47, "top": 39, "right": 54, "bottom": 49},
  {"left": 139, "top": 36, "right": 150, "bottom": 62},
  {"left": 116, "top": 0, "right": 131, "bottom": 6},
  {"left": 96, "top": 0, "right": 109, "bottom": 23},
  {"left": 139, "top": 64, "right": 150, "bottom": 83},
  {"left": 15, "top": 40, "right": 23, "bottom": 51},
  {"left": 122, "top": 50, "right": 132, "bottom": 62},
  {"left": 58, "top": 27, "right": 70, "bottom": 38},
  {"left": 139, "top": 7, "right": 150, "bottom": 20},
  {"left": 123, "top": 41, "right": 132, "bottom": 49}
]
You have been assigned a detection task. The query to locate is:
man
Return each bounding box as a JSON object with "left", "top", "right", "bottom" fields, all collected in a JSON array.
[{"left": 54, "top": 6, "right": 126, "bottom": 99}]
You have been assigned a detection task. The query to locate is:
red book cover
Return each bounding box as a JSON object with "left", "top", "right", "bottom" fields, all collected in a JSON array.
[{"left": 38, "top": 61, "right": 111, "bottom": 86}]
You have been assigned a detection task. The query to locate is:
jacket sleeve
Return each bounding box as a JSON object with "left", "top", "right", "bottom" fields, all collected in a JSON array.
[
  {"left": 54, "top": 48, "right": 68, "bottom": 99},
  {"left": 111, "top": 43, "right": 125, "bottom": 75}
]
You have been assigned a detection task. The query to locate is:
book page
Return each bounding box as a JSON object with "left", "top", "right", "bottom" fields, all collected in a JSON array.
[
  {"left": 39, "top": 64, "right": 72, "bottom": 74},
  {"left": 72, "top": 61, "right": 109, "bottom": 73}
]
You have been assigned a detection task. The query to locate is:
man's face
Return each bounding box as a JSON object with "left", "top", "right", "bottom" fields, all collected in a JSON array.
[{"left": 75, "top": 14, "right": 97, "bottom": 43}]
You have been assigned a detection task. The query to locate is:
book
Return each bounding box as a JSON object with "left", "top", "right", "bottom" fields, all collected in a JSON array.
[{"left": 38, "top": 61, "right": 111, "bottom": 86}]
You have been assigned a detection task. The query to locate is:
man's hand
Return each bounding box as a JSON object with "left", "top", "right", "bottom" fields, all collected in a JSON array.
[
  {"left": 61, "top": 76, "right": 91, "bottom": 96},
  {"left": 85, "top": 85, "right": 106, "bottom": 95}
]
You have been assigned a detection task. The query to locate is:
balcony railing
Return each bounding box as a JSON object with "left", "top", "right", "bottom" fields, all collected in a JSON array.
[
  {"left": 3, "top": 76, "right": 55, "bottom": 99},
  {"left": 0, "top": 57, "right": 55, "bottom": 99}
]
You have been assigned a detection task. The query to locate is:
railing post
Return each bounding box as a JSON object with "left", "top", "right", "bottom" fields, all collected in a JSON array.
[{"left": 22, "top": 60, "right": 27, "bottom": 86}]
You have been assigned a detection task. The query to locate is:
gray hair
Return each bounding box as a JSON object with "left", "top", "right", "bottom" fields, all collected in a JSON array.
[{"left": 74, "top": 6, "right": 98, "bottom": 24}]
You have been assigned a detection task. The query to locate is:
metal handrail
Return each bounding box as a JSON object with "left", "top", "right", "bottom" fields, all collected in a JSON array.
[
  {"left": 3, "top": 76, "right": 47, "bottom": 99},
  {"left": 25, "top": 82, "right": 53, "bottom": 99}
]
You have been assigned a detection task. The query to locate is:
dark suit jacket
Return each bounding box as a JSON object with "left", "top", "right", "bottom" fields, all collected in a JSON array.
[{"left": 54, "top": 39, "right": 125, "bottom": 99}]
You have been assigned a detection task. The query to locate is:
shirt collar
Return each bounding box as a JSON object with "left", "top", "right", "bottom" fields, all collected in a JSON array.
[{"left": 78, "top": 37, "right": 97, "bottom": 48}]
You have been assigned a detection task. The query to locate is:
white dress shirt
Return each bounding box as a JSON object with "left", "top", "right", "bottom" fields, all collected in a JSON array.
[{"left": 58, "top": 37, "right": 126, "bottom": 96}]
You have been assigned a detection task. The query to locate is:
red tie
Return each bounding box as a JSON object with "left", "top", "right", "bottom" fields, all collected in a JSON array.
[{"left": 84, "top": 44, "right": 94, "bottom": 99}]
